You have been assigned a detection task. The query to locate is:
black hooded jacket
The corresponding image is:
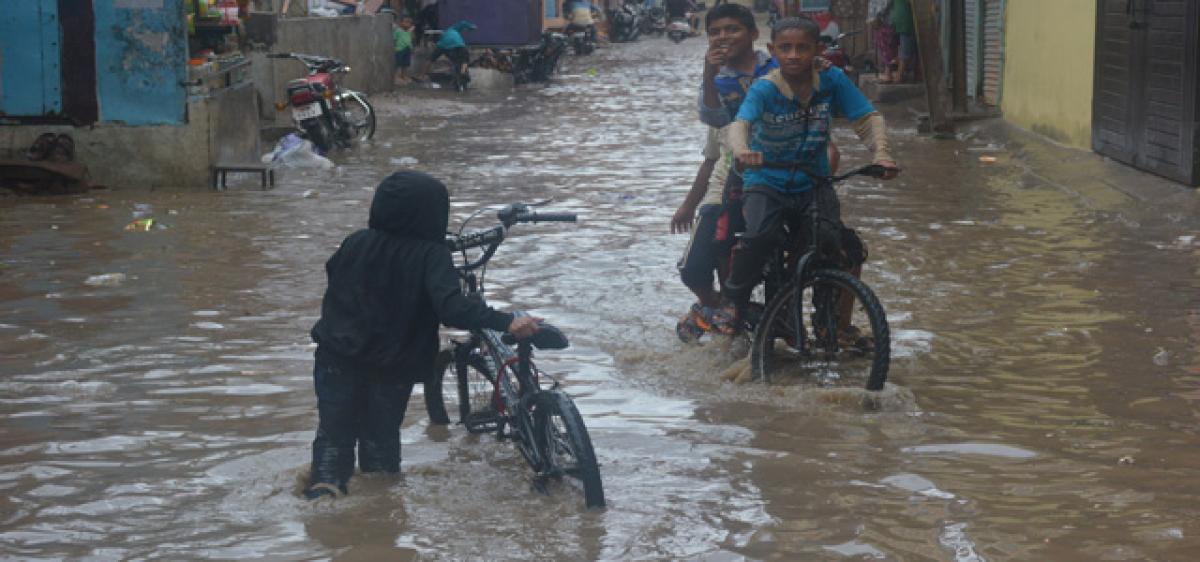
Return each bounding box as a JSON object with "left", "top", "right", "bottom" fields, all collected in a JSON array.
[{"left": 311, "top": 171, "right": 513, "bottom": 377}]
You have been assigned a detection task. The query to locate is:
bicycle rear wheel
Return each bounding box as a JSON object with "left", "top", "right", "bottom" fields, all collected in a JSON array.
[
  {"left": 750, "top": 268, "right": 890, "bottom": 390},
  {"left": 534, "top": 390, "right": 605, "bottom": 509},
  {"left": 424, "top": 349, "right": 454, "bottom": 424}
]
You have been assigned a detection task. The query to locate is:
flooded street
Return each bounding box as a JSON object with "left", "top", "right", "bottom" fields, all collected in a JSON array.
[{"left": 4, "top": 36, "right": 1200, "bottom": 560}]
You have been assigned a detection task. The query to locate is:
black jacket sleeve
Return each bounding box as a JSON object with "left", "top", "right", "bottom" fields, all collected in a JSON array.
[{"left": 423, "top": 246, "right": 514, "bottom": 332}]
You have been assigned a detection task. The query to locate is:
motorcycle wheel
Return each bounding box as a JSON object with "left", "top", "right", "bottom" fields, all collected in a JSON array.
[{"left": 338, "top": 94, "right": 376, "bottom": 142}]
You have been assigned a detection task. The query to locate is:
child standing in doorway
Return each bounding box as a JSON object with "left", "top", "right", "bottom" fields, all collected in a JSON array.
[{"left": 393, "top": 14, "right": 415, "bottom": 85}]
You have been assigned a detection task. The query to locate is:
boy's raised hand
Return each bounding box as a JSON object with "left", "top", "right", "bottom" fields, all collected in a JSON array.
[
  {"left": 704, "top": 43, "right": 729, "bottom": 74},
  {"left": 507, "top": 316, "right": 541, "bottom": 339}
]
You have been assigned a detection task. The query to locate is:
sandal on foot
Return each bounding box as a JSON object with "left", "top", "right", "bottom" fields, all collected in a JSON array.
[
  {"left": 703, "top": 305, "right": 740, "bottom": 336},
  {"left": 303, "top": 482, "right": 346, "bottom": 500}
]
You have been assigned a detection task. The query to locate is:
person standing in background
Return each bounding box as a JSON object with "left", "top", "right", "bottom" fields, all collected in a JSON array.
[
  {"left": 870, "top": 0, "right": 899, "bottom": 83},
  {"left": 889, "top": 0, "right": 916, "bottom": 83}
]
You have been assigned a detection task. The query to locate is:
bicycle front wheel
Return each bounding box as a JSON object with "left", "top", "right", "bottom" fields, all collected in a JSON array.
[
  {"left": 750, "top": 268, "right": 890, "bottom": 390},
  {"left": 534, "top": 391, "right": 605, "bottom": 509}
]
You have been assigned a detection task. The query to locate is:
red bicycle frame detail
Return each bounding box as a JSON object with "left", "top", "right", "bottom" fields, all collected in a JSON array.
[{"left": 492, "top": 356, "right": 540, "bottom": 414}]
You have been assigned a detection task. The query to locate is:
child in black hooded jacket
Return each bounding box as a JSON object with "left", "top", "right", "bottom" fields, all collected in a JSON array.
[{"left": 304, "top": 170, "right": 539, "bottom": 499}]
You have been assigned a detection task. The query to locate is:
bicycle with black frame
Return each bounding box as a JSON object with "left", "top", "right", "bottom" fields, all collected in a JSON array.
[
  {"left": 743, "top": 162, "right": 892, "bottom": 390},
  {"left": 422, "top": 202, "right": 605, "bottom": 509}
]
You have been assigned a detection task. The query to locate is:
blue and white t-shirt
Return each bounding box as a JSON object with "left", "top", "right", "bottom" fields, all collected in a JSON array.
[
  {"left": 736, "top": 67, "right": 875, "bottom": 192},
  {"left": 698, "top": 50, "right": 778, "bottom": 128}
]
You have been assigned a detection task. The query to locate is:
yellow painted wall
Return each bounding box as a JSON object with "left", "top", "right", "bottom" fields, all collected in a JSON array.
[{"left": 1000, "top": 0, "right": 1096, "bottom": 149}]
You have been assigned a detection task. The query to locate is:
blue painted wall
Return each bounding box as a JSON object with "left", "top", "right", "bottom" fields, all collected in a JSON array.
[
  {"left": 94, "top": 0, "right": 187, "bottom": 125},
  {"left": 0, "top": 2, "right": 63, "bottom": 117}
]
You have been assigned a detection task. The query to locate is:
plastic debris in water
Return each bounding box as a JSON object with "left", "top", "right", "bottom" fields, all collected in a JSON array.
[
  {"left": 1152, "top": 348, "right": 1170, "bottom": 366},
  {"left": 302, "top": 189, "right": 319, "bottom": 199},
  {"left": 84, "top": 273, "right": 127, "bottom": 287},
  {"left": 587, "top": 68, "right": 598, "bottom": 76},
  {"left": 978, "top": 156, "right": 998, "bottom": 164},
  {"left": 124, "top": 218, "right": 155, "bottom": 231}
]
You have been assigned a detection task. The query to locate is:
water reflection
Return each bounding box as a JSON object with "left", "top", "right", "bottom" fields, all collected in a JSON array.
[{"left": 2, "top": 33, "right": 1200, "bottom": 560}]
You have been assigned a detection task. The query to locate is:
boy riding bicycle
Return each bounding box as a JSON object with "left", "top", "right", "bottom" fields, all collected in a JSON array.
[
  {"left": 676, "top": 5, "right": 841, "bottom": 340},
  {"left": 713, "top": 17, "right": 899, "bottom": 334}
]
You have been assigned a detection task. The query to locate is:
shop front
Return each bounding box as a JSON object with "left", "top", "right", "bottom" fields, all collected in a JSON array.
[{"left": 0, "top": 0, "right": 260, "bottom": 189}]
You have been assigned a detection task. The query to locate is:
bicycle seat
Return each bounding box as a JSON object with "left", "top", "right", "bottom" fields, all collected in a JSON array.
[{"left": 501, "top": 322, "right": 570, "bottom": 350}]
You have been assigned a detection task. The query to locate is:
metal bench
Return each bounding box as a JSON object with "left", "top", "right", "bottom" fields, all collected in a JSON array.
[{"left": 211, "top": 162, "right": 274, "bottom": 190}]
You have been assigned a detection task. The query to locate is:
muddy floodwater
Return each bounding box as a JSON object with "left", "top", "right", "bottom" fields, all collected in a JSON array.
[{"left": 4, "top": 37, "right": 1200, "bottom": 561}]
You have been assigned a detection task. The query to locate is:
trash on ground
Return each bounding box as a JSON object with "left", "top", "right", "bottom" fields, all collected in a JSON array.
[
  {"left": 389, "top": 156, "right": 419, "bottom": 166},
  {"left": 302, "top": 189, "right": 319, "bottom": 199},
  {"left": 978, "top": 156, "right": 999, "bottom": 164},
  {"left": 262, "top": 134, "right": 334, "bottom": 170},
  {"left": 1118, "top": 455, "right": 1136, "bottom": 465},
  {"left": 124, "top": 218, "right": 156, "bottom": 232},
  {"left": 967, "top": 143, "right": 1005, "bottom": 153},
  {"left": 85, "top": 273, "right": 127, "bottom": 287},
  {"left": 1152, "top": 348, "right": 1170, "bottom": 366}
]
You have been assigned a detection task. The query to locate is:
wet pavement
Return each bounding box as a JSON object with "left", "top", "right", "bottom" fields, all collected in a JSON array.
[{"left": 3, "top": 35, "right": 1200, "bottom": 561}]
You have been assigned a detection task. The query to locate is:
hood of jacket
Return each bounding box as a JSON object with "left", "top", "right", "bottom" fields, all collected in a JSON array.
[{"left": 368, "top": 170, "right": 449, "bottom": 242}]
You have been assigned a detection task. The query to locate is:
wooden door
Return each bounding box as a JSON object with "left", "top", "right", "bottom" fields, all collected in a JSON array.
[
  {"left": 1093, "top": 0, "right": 1199, "bottom": 185},
  {"left": 0, "top": 1, "right": 62, "bottom": 118}
]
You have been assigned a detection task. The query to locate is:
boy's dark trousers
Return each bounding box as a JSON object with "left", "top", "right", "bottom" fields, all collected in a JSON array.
[
  {"left": 722, "top": 185, "right": 844, "bottom": 307},
  {"left": 309, "top": 349, "right": 415, "bottom": 489}
]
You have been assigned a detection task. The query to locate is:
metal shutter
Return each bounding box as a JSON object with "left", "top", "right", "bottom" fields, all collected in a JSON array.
[
  {"left": 965, "top": 0, "right": 980, "bottom": 99},
  {"left": 981, "top": 0, "right": 1004, "bottom": 106}
]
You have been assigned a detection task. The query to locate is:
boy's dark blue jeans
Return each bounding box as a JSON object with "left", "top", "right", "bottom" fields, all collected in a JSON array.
[{"left": 308, "top": 349, "right": 415, "bottom": 491}]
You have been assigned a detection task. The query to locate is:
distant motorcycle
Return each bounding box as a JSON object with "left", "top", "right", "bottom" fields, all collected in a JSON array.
[
  {"left": 513, "top": 31, "right": 568, "bottom": 84},
  {"left": 567, "top": 24, "right": 597, "bottom": 55},
  {"left": 642, "top": 6, "right": 667, "bottom": 36},
  {"left": 609, "top": 1, "right": 644, "bottom": 43},
  {"left": 820, "top": 31, "right": 861, "bottom": 81},
  {"left": 269, "top": 52, "right": 375, "bottom": 154},
  {"left": 667, "top": 14, "right": 692, "bottom": 43}
]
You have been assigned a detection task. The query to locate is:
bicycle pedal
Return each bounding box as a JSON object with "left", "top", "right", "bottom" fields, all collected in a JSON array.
[{"left": 463, "top": 409, "right": 502, "bottom": 434}]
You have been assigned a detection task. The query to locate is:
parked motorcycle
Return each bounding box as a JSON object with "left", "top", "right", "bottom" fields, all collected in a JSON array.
[
  {"left": 567, "top": 24, "right": 597, "bottom": 55},
  {"left": 667, "top": 15, "right": 691, "bottom": 43},
  {"left": 269, "top": 52, "right": 375, "bottom": 154},
  {"left": 512, "top": 31, "right": 568, "bottom": 85},
  {"left": 608, "top": 1, "right": 644, "bottom": 43},
  {"left": 819, "top": 31, "right": 861, "bottom": 81},
  {"left": 642, "top": 6, "right": 667, "bottom": 36}
]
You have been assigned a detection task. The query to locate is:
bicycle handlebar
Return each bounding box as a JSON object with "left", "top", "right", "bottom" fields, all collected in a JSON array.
[
  {"left": 446, "top": 203, "right": 578, "bottom": 271},
  {"left": 515, "top": 212, "right": 578, "bottom": 223},
  {"left": 751, "top": 161, "right": 895, "bottom": 184},
  {"left": 447, "top": 225, "right": 504, "bottom": 252}
]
